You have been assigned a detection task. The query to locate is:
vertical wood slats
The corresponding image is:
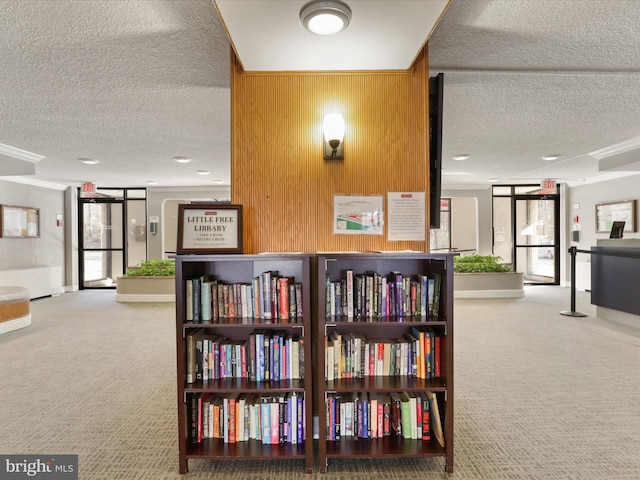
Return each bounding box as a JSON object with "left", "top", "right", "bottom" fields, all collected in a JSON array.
[{"left": 231, "top": 47, "right": 430, "bottom": 254}]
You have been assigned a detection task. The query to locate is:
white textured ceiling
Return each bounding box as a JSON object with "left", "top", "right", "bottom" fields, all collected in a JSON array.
[
  {"left": 428, "top": 0, "right": 640, "bottom": 187},
  {"left": 1, "top": 0, "right": 640, "bottom": 190}
]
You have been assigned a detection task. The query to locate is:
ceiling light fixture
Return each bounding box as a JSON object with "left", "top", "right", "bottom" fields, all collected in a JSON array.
[
  {"left": 146, "top": 181, "right": 158, "bottom": 185},
  {"left": 174, "top": 156, "right": 191, "bottom": 163},
  {"left": 452, "top": 154, "right": 470, "bottom": 161},
  {"left": 196, "top": 170, "right": 210, "bottom": 175},
  {"left": 300, "top": 0, "right": 352, "bottom": 35},
  {"left": 542, "top": 154, "right": 560, "bottom": 161},
  {"left": 212, "top": 179, "right": 225, "bottom": 184},
  {"left": 79, "top": 158, "right": 98, "bottom": 165}
]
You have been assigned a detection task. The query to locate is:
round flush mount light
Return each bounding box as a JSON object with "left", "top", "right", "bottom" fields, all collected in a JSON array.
[
  {"left": 79, "top": 158, "right": 98, "bottom": 165},
  {"left": 542, "top": 154, "right": 560, "bottom": 161},
  {"left": 173, "top": 156, "right": 191, "bottom": 163},
  {"left": 196, "top": 170, "right": 210, "bottom": 175},
  {"left": 300, "top": 0, "right": 351, "bottom": 35},
  {"left": 146, "top": 180, "right": 158, "bottom": 185},
  {"left": 452, "top": 154, "right": 470, "bottom": 161}
]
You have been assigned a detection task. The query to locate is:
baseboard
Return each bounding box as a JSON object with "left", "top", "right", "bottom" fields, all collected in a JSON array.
[
  {"left": 115, "top": 293, "right": 175, "bottom": 303},
  {"left": 454, "top": 289, "right": 524, "bottom": 299},
  {"left": 0, "top": 314, "right": 31, "bottom": 334}
]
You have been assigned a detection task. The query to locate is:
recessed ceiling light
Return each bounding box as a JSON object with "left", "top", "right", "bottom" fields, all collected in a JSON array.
[
  {"left": 79, "top": 158, "right": 98, "bottom": 165},
  {"left": 196, "top": 170, "right": 210, "bottom": 175},
  {"left": 173, "top": 156, "right": 191, "bottom": 163},
  {"left": 300, "top": 0, "right": 351, "bottom": 35},
  {"left": 212, "top": 179, "right": 225, "bottom": 184},
  {"left": 489, "top": 178, "right": 500, "bottom": 182},
  {"left": 452, "top": 154, "right": 470, "bottom": 161},
  {"left": 146, "top": 181, "right": 158, "bottom": 185},
  {"left": 542, "top": 154, "right": 560, "bottom": 161}
]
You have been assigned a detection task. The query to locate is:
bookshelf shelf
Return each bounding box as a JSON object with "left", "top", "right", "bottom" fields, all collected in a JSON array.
[
  {"left": 185, "top": 438, "right": 308, "bottom": 458},
  {"left": 175, "top": 254, "right": 314, "bottom": 474},
  {"left": 184, "top": 378, "right": 307, "bottom": 393},
  {"left": 324, "top": 436, "right": 446, "bottom": 457},
  {"left": 316, "top": 253, "right": 455, "bottom": 473}
]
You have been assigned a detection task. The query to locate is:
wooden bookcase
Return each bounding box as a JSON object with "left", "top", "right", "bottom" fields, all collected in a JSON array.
[
  {"left": 175, "top": 254, "right": 314, "bottom": 474},
  {"left": 316, "top": 253, "right": 454, "bottom": 473}
]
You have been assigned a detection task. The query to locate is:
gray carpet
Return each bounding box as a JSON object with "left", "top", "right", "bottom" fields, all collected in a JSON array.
[{"left": 1, "top": 287, "right": 639, "bottom": 479}]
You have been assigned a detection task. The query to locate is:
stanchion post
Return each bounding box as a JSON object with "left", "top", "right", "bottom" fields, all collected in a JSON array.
[{"left": 560, "top": 245, "right": 587, "bottom": 317}]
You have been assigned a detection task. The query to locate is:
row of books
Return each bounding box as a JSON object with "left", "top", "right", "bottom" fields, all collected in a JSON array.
[
  {"left": 190, "top": 392, "right": 305, "bottom": 445},
  {"left": 325, "top": 326, "right": 442, "bottom": 381},
  {"left": 187, "top": 330, "right": 305, "bottom": 383},
  {"left": 186, "top": 271, "right": 303, "bottom": 323},
  {"left": 325, "top": 270, "right": 442, "bottom": 320},
  {"left": 325, "top": 391, "right": 444, "bottom": 447}
]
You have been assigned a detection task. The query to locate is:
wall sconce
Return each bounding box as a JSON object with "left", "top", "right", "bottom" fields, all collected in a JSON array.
[{"left": 323, "top": 113, "right": 345, "bottom": 160}]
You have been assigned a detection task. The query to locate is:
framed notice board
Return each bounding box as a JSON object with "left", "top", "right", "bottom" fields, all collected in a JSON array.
[
  {"left": 176, "top": 203, "right": 242, "bottom": 254},
  {"left": 0, "top": 205, "right": 40, "bottom": 238},
  {"left": 595, "top": 199, "right": 636, "bottom": 233}
]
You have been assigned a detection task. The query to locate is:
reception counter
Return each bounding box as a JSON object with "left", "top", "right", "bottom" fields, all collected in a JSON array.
[{"left": 592, "top": 239, "right": 640, "bottom": 327}]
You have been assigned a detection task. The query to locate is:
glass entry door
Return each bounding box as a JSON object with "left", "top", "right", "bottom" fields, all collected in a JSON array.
[
  {"left": 79, "top": 199, "right": 124, "bottom": 288},
  {"left": 514, "top": 196, "right": 559, "bottom": 284}
]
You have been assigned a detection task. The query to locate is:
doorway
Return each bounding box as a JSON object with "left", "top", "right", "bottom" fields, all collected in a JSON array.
[
  {"left": 493, "top": 185, "right": 560, "bottom": 285},
  {"left": 78, "top": 188, "right": 147, "bottom": 289}
]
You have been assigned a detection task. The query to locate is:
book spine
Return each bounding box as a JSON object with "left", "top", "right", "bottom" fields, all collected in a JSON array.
[
  {"left": 270, "top": 273, "right": 279, "bottom": 322},
  {"left": 260, "top": 397, "right": 271, "bottom": 444},
  {"left": 295, "top": 283, "right": 303, "bottom": 318},
  {"left": 190, "top": 394, "right": 198, "bottom": 444},
  {"left": 288, "top": 283, "right": 296, "bottom": 319},
  {"left": 186, "top": 332, "right": 196, "bottom": 383},
  {"left": 262, "top": 272, "right": 272, "bottom": 320},
  {"left": 270, "top": 397, "right": 279, "bottom": 444},
  {"left": 192, "top": 277, "right": 201, "bottom": 323},
  {"left": 279, "top": 277, "right": 289, "bottom": 321},
  {"left": 185, "top": 279, "right": 194, "bottom": 322},
  {"left": 201, "top": 278, "right": 212, "bottom": 322},
  {"left": 297, "top": 394, "right": 304, "bottom": 444}
]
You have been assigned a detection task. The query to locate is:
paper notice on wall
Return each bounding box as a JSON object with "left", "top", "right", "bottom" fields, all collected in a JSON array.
[
  {"left": 333, "top": 195, "right": 383, "bottom": 235},
  {"left": 387, "top": 192, "right": 426, "bottom": 241}
]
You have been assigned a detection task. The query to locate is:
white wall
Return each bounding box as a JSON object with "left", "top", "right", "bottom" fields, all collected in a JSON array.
[
  {"left": 146, "top": 186, "right": 231, "bottom": 259},
  {"left": 0, "top": 179, "right": 66, "bottom": 285},
  {"left": 442, "top": 187, "right": 493, "bottom": 255},
  {"left": 567, "top": 173, "right": 640, "bottom": 289},
  {"left": 450, "top": 197, "right": 478, "bottom": 253}
]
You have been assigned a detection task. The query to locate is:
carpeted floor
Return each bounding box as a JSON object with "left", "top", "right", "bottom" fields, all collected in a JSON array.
[{"left": 1, "top": 286, "right": 639, "bottom": 479}]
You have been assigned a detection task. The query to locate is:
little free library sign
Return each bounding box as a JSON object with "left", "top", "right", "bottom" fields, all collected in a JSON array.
[{"left": 177, "top": 204, "right": 243, "bottom": 254}]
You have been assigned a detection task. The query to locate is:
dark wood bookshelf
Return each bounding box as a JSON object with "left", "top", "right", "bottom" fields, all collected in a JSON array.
[
  {"left": 184, "top": 378, "right": 306, "bottom": 393},
  {"left": 324, "top": 436, "right": 446, "bottom": 457},
  {"left": 316, "top": 253, "right": 455, "bottom": 473},
  {"left": 175, "top": 254, "right": 314, "bottom": 474},
  {"left": 186, "top": 438, "right": 308, "bottom": 458}
]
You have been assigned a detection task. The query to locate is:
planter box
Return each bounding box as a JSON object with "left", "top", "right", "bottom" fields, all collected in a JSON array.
[
  {"left": 115, "top": 276, "right": 175, "bottom": 303},
  {"left": 454, "top": 272, "right": 524, "bottom": 298}
]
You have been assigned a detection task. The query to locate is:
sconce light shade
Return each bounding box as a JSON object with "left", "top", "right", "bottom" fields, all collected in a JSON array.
[{"left": 323, "top": 113, "right": 345, "bottom": 159}]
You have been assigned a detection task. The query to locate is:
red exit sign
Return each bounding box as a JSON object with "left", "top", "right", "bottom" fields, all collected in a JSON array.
[
  {"left": 82, "top": 182, "right": 95, "bottom": 193},
  {"left": 541, "top": 179, "right": 556, "bottom": 189}
]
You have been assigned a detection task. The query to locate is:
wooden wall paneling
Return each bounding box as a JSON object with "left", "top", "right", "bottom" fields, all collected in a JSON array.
[{"left": 231, "top": 47, "right": 430, "bottom": 253}]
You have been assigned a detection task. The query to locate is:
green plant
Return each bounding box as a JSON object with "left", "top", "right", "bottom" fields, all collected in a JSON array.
[
  {"left": 453, "top": 255, "right": 512, "bottom": 273},
  {"left": 124, "top": 259, "right": 175, "bottom": 277}
]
